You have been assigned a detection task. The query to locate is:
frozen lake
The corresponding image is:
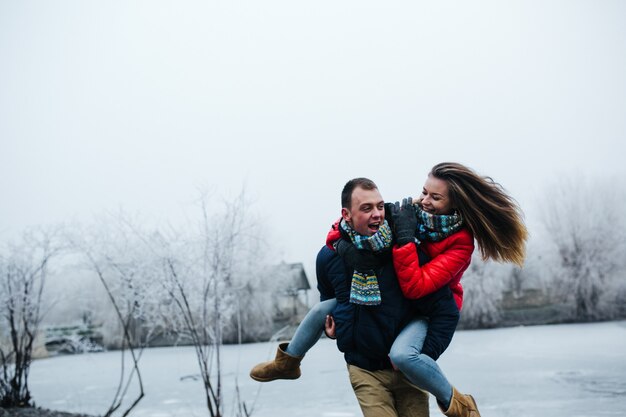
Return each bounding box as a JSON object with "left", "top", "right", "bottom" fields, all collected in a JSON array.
[{"left": 30, "top": 321, "right": 626, "bottom": 417}]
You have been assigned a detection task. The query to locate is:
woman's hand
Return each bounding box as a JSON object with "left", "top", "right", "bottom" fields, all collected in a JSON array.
[
  {"left": 324, "top": 314, "right": 336, "bottom": 339},
  {"left": 390, "top": 197, "right": 417, "bottom": 246}
]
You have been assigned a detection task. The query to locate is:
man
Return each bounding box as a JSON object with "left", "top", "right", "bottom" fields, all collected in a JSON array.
[{"left": 317, "top": 177, "right": 429, "bottom": 417}]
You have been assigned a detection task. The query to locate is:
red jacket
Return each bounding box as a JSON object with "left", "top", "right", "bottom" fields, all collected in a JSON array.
[
  {"left": 326, "top": 220, "right": 474, "bottom": 310},
  {"left": 393, "top": 229, "right": 474, "bottom": 310}
]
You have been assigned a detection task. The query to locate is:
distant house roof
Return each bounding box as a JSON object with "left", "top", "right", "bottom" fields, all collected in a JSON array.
[{"left": 264, "top": 262, "right": 310, "bottom": 292}]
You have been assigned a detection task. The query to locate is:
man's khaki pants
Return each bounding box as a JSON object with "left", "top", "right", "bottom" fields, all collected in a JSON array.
[{"left": 348, "top": 364, "right": 429, "bottom": 417}]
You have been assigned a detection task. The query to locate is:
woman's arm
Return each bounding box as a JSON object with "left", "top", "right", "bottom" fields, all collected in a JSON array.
[
  {"left": 393, "top": 229, "right": 474, "bottom": 299},
  {"left": 325, "top": 218, "right": 342, "bottom": 249}
]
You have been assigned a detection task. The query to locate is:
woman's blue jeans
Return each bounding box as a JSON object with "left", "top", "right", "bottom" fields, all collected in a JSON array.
[
  {"left": 285, "top": 298, "right": 454, "bottom": 408},
  {"left": 285, "top": 298, "right": 337, "bottom": 357},
  {"left": 388, "top": 318, "right": 453, "bottom": 407}
]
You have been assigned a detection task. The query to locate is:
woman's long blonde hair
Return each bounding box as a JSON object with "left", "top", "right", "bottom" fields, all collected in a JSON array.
[{"left": 430, "top": 162, "right": 528, "bottom": 266}]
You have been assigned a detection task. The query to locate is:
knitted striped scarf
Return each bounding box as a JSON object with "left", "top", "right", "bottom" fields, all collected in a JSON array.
[
  {"left": 415, "top": 206, "right": 463, "bottom": 243},
  {"left": 340, "top": 219, "right": 393, "bottom": 306}
]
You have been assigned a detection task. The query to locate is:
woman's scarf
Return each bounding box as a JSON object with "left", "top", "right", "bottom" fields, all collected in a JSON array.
[
  {"left": 340, "top": 219, "right": 393, "bottom": 306},
  {"left": 414, "top": 206, "right": 464, "bottom": 243}
]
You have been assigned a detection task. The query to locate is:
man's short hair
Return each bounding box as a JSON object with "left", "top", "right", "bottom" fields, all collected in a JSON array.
[{"left": 341, "top": 178, "right": 378, "bottom": 209}]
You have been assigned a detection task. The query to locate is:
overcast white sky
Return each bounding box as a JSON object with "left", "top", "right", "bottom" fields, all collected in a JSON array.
[{"left": 2, "top": 1, "right": 625, "bottom": 279}]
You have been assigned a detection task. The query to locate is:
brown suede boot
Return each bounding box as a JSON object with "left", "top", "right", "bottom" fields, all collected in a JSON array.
[
  {"left": 249, "top": 342, "right": 303, "bottom": 382},
  {"left": 439, "top": 387, "right": 482, "bottom": 417}
]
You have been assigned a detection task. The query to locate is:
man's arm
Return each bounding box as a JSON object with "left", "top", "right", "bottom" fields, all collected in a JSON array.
[
  {"left": 316, "top": 246, "right": 336, "bottom": 301},
  {"left": 317, "top": 246, "right": 339, "bottom": 339}
]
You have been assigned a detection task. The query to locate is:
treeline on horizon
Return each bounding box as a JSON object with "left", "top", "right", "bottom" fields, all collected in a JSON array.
[{"left": 1, "top": 179, "right": 626, "bottom": 354}]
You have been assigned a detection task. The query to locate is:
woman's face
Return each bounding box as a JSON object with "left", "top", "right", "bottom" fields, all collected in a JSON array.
[{"left": 418, "top": 175, "right": 453, "bottom": 215}]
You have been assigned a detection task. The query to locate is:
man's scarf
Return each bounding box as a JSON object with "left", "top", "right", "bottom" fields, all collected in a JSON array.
[{"left": 340, "top": 219, "right": 393, "bottom": 306}]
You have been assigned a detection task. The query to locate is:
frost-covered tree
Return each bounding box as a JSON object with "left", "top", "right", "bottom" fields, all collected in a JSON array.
[
  {"left": 0, "top": 228, "right": 60, "bottom": 407},
  {"left": 67, "top": 216, "right": 155, "bottom": 417},
  {"left": 541, "top": 176, "right": 626, "bottom": 321},
  {"left": 72, "top": 190, "right": 266, "bottom": 417},
  {"left": 150, "top": 190, "right": 265, "bottom": 417},
  {"left": 458, "top": 253, "right": 509, "bottom": 328}
]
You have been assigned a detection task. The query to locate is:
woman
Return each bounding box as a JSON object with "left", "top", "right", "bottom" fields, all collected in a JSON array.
[
  {"left": 250, "top": 162, "right": 528, "bottom": 417},
  {"left": 386, "top": 162, "right": 527, "bottom": 417}
]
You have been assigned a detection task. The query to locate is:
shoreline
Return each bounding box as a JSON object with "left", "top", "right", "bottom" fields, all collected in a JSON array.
[{"left": 0, "top": 407, "right": 95, "bottom": 417}]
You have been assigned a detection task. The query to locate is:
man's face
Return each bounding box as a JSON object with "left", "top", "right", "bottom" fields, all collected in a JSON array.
[{"left": 341, "top": 186, "right": 385, "bottom": 236}]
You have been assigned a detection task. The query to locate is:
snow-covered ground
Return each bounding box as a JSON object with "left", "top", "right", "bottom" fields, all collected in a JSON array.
[{"left": 30, "top": 321, "right": 626, "bottom": 417}]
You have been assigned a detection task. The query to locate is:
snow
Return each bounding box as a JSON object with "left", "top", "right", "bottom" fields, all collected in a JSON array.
[{"left": 29, "top": 321, "right": 626, "bottom": 417}]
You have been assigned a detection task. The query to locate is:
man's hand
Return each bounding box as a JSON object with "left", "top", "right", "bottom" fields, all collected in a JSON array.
[
  {"left": 335, "top": 238, "right": 379, "bottom": 271},
  {"left": 390, "top": 197, "right": 417, "bottom": 246},
  {"left": 324, "top": 315, "right": 336, "bottom": 339}
]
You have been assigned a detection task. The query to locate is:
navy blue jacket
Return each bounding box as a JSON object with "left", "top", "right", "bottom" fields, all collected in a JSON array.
[{"left": 316, "top": 245, "right": 414, "bottom": 371}]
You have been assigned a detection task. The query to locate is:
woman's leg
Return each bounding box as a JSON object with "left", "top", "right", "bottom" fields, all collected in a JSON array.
[
  {"left": 389, "top": 317, "right": 454, "bottom": 407},
  {"left": 286, "top": 298, "right": 337, "bottom": 356},
  {"left": 250, "top": 298, "right": 337, "bottom": 382}
]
